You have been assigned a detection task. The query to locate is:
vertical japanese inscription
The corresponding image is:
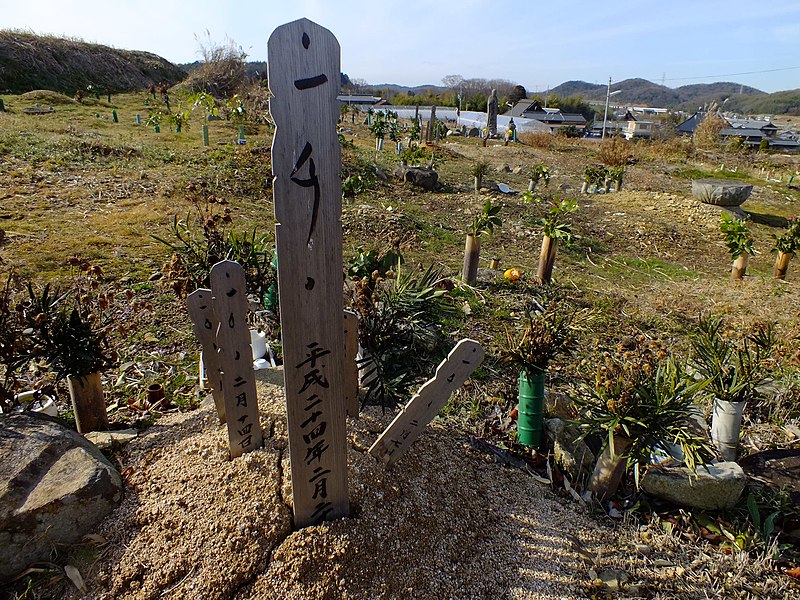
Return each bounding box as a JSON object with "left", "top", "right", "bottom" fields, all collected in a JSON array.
[
  {"left": 269, "top": 19, "right": 348, "bottom": 527},
  {"left": 210, "top": 260, "right": 263, "bottom": 458}
]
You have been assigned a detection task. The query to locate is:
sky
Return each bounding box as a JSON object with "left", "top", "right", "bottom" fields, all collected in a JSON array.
[{"left": 4, "top": 1, "right": 800, "bottom": 94}]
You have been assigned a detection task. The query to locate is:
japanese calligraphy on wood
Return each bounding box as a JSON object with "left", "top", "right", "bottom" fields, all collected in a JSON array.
[
  {"left": 269, "top": 18, "right": 349, "bottom": 527},
  {"left": 343, "top": 310, "right": 359, "bottom": 417},
  {"left": 187, "top": 288, "right": 226, "bottom": 424},
  {"left": 210, "top": 260, "right": 263, "bottom": 458},
  {"left": 369, "top": 339, "right": 485, "bottom": 467}
]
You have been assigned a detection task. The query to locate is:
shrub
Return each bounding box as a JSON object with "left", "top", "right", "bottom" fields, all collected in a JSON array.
[
  {"left": 693, "top": 112, "right": 728, "bottom": 149},
  {"left": 720, "top": 213, "right": 755, "bottom": 259},
  {"left": 599, "top": 136, "right": 632, "bottom": 167},
  {"left": 351, "top": 262, "right": 456, "bottom": 408},
  {"left": 183, "top": 33, "right": 249, "bottom": 99},
  {"left": 573, "top": 336, "right": 714, "bottom": 475}
]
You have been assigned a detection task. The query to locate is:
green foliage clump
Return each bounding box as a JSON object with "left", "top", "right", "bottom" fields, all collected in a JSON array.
[
  {"left": 154, "top": 180, "right": 276, "bottom": 306},
  {"left": 719, "top": 213, "right": 755, "bottom": 259},
  {"left": 523, "top": 194, "right": 579, "bottom": 241},
  {"left": 350, "top": 259, "right": 456, "bottom": 409},
  {"left": 773, "top": 215, "right": 800, "bottom": 254},
  {"left": 690, "top": 313, "right": 776, "bottom": 406},
  {"left": 469, "top": 198, "right": 502, "bottom": 238},
  {"left": 573, "top": 336, "right": 714, "bottom": 475}
]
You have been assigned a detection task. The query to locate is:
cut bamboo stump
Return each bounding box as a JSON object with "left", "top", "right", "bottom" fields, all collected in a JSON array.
[
  {"left": 537, "top": 235, "right": 558, "bottom": 284},
  {"left": 731, "top": 253, "right": 749, "bottom": 282},
  {"left": 588, "top": 435, "right": 633, "bottom": 501},
  {"left": 462, "top": 234, "right": 480, "bottom": 285},
  {"left": 68, "top": 372, "right": 108, "bottom": 433},
  {"left": 774, "top": 251, "right": 793, "bottom": 279}
]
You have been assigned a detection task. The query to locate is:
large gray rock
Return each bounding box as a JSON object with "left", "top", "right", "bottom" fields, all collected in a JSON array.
[
  {"left": 545, "top": 418, "right": 595, "bottom": 485},
  {"left": 396, "top": 166, "right": 438, "bottom": 191},
  {"left": 642, "top": 461, "right": 747, "bottom": 510},
  {"left": 1, "top": 413, "right": 123, "bottom": 581},
  {"left": 691, "top": 178, "right": 753, "bottom": 206}
]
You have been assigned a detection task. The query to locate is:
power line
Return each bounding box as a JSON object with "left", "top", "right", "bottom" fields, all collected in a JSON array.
[{"left": 658, "top": 65, "right": 800, "bottom": 83}]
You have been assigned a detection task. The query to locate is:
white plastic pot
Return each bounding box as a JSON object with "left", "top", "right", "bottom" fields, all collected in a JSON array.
[
  {"left": 250, "top": 329, "right": 268, "bottom": 360},
  {"left": 711, "top": 399, "right": 746, "bottom": 461},
  {"left": 10, "top": 391, "right": 58, "bottom": 417}
]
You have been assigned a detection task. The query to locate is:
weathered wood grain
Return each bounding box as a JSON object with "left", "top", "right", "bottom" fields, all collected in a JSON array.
[
  {"left": 210, "top": 260, "right": 263, "bottom": 458},
  {"left": 187, "top": 288, "right": 226, "bottom": 423},
  {"left": 269, "top": 18, "right": 349, "bottom": 527},
  {"left": 369, "top": 339, "right": 485, "bottom": 467}
]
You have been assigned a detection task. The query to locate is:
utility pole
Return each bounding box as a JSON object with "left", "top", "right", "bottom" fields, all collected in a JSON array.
[{"left": 602, "top": 77, "right": 612, "bottom": 140}]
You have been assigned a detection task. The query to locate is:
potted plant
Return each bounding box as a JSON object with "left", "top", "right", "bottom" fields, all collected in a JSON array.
[
  {"left": 574, "top": 337, "right": 713, "bottom": 500},
  {"left": 581, "top": 165, "right": 607, "bottom": 194},
  {"left": 772, "top": 215, "right": 799, "bottom": 279},
  {"left": 690, "top": 313, "right": 775, "bottom": 461},
  {"left": 720, "top": 213, "right": 755, "bottom": 281},
  {"left": 528, "top": 162, "right": 551, "bottom": 192},
  {"left": 462, "top": 199, "right": 502, "bottom": 285},
  {"left": 501, "top": 302, "right": 585, "bottom": 449},
  {"left": 523, "top": 193, "right": 578, "bottom": 285},
  {"left": 22, "top": 276, "right": 114, "bottom": 433},
  {"left": 608, "top": 165, "right": 625, "bottom": 192},
  {"left": 369, "top": 110, "right": 387, "bottom": 151},
  {"left": 471, "top": 161, "right": 490, "bottom": 192}
]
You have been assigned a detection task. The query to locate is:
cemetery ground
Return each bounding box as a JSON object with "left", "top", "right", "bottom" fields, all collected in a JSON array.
[{"left": 1, "top": 89, "right": 800, "bottom": 598}]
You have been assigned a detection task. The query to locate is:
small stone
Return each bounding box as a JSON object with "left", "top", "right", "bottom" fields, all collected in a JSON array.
[
  {"left": 635, "top": 544, "right": 653, "bottom": 555},
  {"left": 654, "top": 559, "right": 674, "bottom": 567}
]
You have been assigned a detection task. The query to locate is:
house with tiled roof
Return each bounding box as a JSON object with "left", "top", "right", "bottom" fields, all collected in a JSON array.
[{"left": 507, "top": 100, "right": 587, "bottom": 133}]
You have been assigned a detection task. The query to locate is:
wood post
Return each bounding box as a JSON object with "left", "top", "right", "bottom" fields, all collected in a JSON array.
[
  {"left": 343, "top": 310, "right": 359, "bottom": 417},
  {"left": 731, "top": 253, "right": 749, "bottom": 281},
  {"left": 588, "top": 434, "right": 632, "bottom": 501},
  {"left": 774, "top": 251, "right": 793, "bottom": 279},
  {"left": 269, "top": 18, "right": 349, "bottom": 527},
  {"left": 210, "top": 260, "right": 263, "bottom": 458},
  {"left": 462, "top": 233, "right": 480, "bottom": 285},
  {"left": 537, "top": 235, "right": 558, "bottom": 284},
  {"left": 187, "top": 288, "right": 226, "bottom": 423},
  {"left": 68, "top": 372, "right": 108, "bottom": 434},
  {"left": 369, "top": 339, "right": 484, "bottom": 467}
]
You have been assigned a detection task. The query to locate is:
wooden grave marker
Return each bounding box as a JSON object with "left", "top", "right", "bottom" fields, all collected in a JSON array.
[
  {"left": 369, "top": 339, "right": 485, "bottom": 467},
  {"left": 268, "top": 18, "right": 349, "bottom": 527},
  {"left": 187, "top": 288, "right": 226, "bottom": 424},
  {"left": 210, "top": 260, "right": 263, "bottom": 458},
  {"left": 343, "top": 310, "right": 359, "bottom": 417}
]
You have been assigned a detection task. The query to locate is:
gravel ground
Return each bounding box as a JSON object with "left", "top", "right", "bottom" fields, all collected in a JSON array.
[{"left": 65, "top": 375, "right": 604, "bottom": 600}]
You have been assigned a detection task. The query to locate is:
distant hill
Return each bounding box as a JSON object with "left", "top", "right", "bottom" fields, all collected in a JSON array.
[{"left": 0, "top": 31, "right": 186, "bottom": 95}]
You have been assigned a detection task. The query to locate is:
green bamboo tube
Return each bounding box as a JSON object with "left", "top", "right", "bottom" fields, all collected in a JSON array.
[
  {"left": 202, "top": 124, "right": 209, "bottom": 146},
  {"left": 518, "top": 371, "right": 545, "bottom": 448}
]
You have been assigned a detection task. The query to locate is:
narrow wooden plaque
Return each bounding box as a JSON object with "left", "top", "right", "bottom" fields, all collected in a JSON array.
[
  {"left": 187, "top": 288, "right": 226, "bottom": 423},
  {"left": 369, "top": 339, "right": 485, "bottom": 467},
  {"left": 210, "top": 260, "right": 263, "bottom": 458},
  {"left": 343, "top": 310, "right": 359, "bottom": 417},
  {"left": 269, "top": 18, "right": 349, "bottom": 527}
]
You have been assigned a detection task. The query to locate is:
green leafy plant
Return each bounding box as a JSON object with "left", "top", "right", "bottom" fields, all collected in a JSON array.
[
  {"left": 351, "top": 262, "right": 456, "bottom": 408},
  {"left": 523, "top": 194, "right": 579, "bottom": 241},
  {"left": 772, "top": 215, "right": 800, "bottom": 254},
  {"left": 608, "top": 165, "right": 625, "bottom": 183},
  {"left": 189, "top": 91, "right": 218, "bottom": 120},
  {"left": 720, "top": 213, "right": 755, "bottom": 259},
  {"left": 469, "top": 198, "right": 502, "bottom": 238},
  {"left": 146, "top": 109, "right": 164, "bottom": 127},
  {"left": 690, "top": 313, "right": 776, "bottom": 406},
  {"left": 573, "top": 337, "right": 714, "bottom": 476},
  {"left": 500, "top": 302, "right": 587, "bottom": 376},
  {"left": 471, "top": 161, "right": 490, "bottom": 180},
  {"left": 584, "top": 165, "right": 608, "bottom": 186},
  {"left": 399, "top": 144, "right": 429, "bottom": 165},
  {"left": 225, "top": 94, "right": 246, "bottom": 124},
  {"left": 154, "top": 180, "right": 276, "bottom": 306},
  {"left": 529, "top": 163, "right": 551, "bottom": 186},
  {"left": 167, "top": 110, "right": 190, "bottom": 132}
]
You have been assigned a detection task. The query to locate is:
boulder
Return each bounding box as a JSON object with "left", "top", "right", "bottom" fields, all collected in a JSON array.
[
  {"left": 468, "top": 127, "right": 481, "bottom": 138},
  {"left": 396, "top": 166, "right": 438, "bottom": 191},
  {"left": 545, "top": 418, "right": 596, "bottom": 484},
  {"left": 641, "top": 461, "right": 747, "bottom": 510},
  {"left": 691, "top": 179, "right": 753, "bottom": 206},
  {"left": 0, "top": 413, "right": 123, "bottom": 581}
]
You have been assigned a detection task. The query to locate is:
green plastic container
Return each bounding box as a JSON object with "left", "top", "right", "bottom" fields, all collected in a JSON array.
[{"left": 518, "top": 371, "right": 545, "bottom": 448}]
